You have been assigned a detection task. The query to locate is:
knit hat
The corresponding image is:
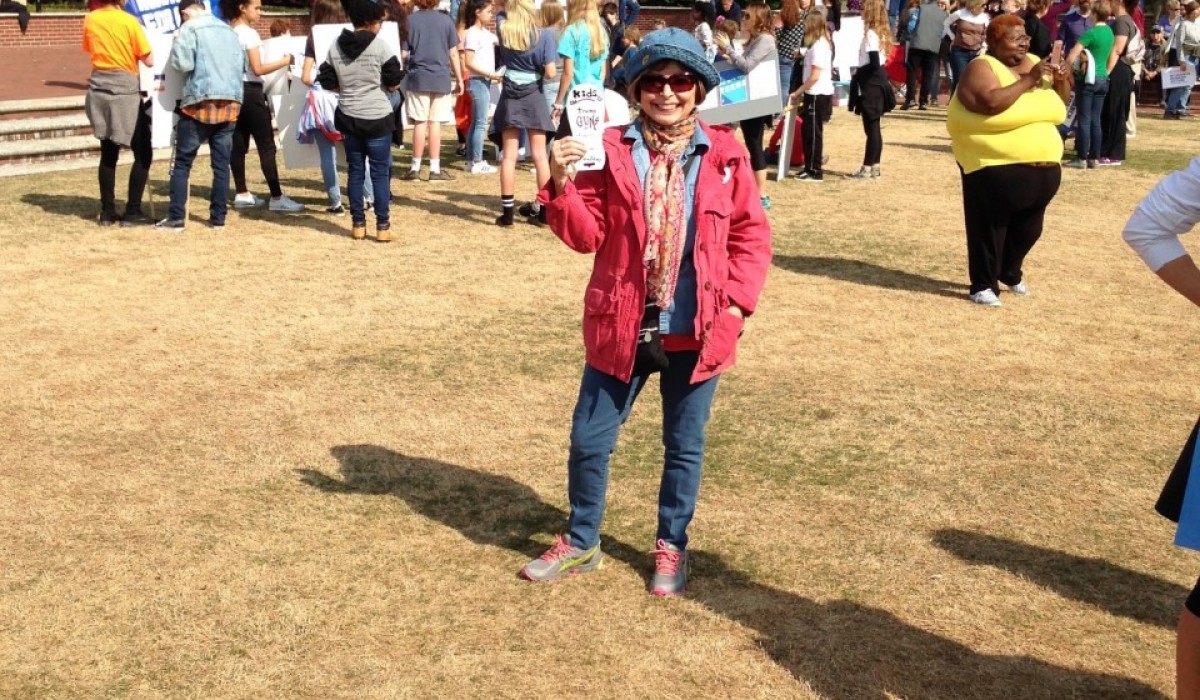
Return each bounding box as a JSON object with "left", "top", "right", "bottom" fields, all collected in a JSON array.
[
  {"left": 626, "top": 28, "right": 721, "bottom": 93},
  {"left": 341, "top": 0, "right": 385, "bottom": 27}
]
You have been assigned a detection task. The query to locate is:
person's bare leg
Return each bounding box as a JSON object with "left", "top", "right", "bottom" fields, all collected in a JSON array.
[
  {"left": 496, "top": 128, "right": 520, "bottom": 225},
  {"left": 1179, "top": 607, "right": 1200, "bottom": 700},
  {"left": 409, "top": 121, "right": 428, "bottom": 174},
  {"left": 428, "top": 119, "right": 442, "bottom": 173}
]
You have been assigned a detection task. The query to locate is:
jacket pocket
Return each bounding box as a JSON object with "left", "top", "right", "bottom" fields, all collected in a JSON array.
[
  {"left": 582, "top": 286, "right": 622, "bottom": 360},
  {"left": 702, "top": 196, "right": 734, "bottom": 285}
]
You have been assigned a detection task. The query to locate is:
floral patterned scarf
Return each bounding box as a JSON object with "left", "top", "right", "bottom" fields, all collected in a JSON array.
[{"left": 641, "top": 115, "right": 697, "bottom": 309}]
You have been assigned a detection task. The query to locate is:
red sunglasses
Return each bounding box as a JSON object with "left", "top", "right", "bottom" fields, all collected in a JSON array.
[{"left": 640, "top": 73, "right": 699, "bottom": 95}]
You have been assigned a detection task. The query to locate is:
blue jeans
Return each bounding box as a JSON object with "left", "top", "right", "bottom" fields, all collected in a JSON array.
[
  {"left": 566, "top": 353, "right": 720, "bottom": 551},
  {"left": 1075, "top": 77, "right": 1109, "bottom": 161},
  {"left": 948, "top": 46, "right": 979, "bottom": 95},
  {"left": 467, "top": 77, "right": 491, "bottom": 162},
  {"left": 343, "top": 131, "right": 392, "bottom": 227},
  {"left": 169, "top": 114, "right": 234, "bottom": 224},
  {"left": 315, "top": 132, "right": 373, "bottom": 208},
  {"left": 778, "top": 59, "right": 795, "bottom": 108}
]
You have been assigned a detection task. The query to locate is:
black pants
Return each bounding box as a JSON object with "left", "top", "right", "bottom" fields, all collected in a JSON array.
[
  {"left": 861, "top": 114, "right": 882, "bottom": 166},
  {"left": 231, "top": 81, "right": 282, "bottom": 198},
  {"left": 1100, "top": 61, "right": 1134, "bottom": 162},
  {"left": 960, "top": 163, "right": 1061, "bottom": 295},
  {"left": 740, "top": 115, "right": 770, "bottom": 172},
  {"left": 801, "top": 94, "right": 830, "bottom": 178},
  {"left": 98, "top": 98, "right": 152, "bottom": 216},
  {"left": 905, "top": 47, "right": 939, "bottom": 105}
]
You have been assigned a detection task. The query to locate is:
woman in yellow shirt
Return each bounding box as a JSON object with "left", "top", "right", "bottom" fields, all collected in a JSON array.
[
  {"left": 947, "top": 13, "right": 1065, "bottom": 307},
  {"left": 82, "top": 0, "right": 154, "bottom": 226}
]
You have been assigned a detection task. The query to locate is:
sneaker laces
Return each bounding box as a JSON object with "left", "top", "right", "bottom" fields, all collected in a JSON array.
[
  {"left": 652, "top": 539, "right": 681, "bottom": 575},
  {"left": 540, "top": 534, "right": 576, "bottom": 561}
]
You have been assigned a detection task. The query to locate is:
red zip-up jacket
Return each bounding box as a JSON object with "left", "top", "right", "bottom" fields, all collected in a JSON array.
[{"left": 538, "top": 121, "right": 773, "bottom": 384}]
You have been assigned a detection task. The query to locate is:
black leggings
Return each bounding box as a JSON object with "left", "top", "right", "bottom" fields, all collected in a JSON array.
[
  {"left": 231, "top": 81, "right": 282, "bottom": 198},
  {"left": 98, "top": 98, "right": 152, "bottom": 215},
  {"left": 861, "top": 114, "right": 882, "bottom": 166},
  {"left": 1100, "top": 61, "right": 1134, "bottom": 162},
  {"left": 960, "top": 163, "right": 1061, "bottom": 295},
  {"left": 740, "top": 116, "right": 770, "bottom": 172},
  {"left": 801, "top": 94, "right": 830, "bottom": 177}
]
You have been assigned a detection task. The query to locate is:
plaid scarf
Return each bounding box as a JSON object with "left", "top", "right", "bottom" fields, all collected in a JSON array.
[{"left": 641, "top": 115, "right": 697, "bottom": 309}]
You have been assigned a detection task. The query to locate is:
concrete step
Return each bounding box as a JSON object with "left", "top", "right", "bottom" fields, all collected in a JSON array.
[
  {"left": 0, "top": 96, "right": 87, "bottom": 120},
  {"left": 0, "top": 134, "right": 100, "bottom": 165},
  {"left": 0, "top": 143, "right": 211, "bottom": 178},
  {"left": 0, "top": 113, "right": 92, "bottom": 141}
]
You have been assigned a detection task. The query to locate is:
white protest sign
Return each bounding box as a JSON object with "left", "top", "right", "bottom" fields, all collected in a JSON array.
[
  {"left": 312, "top": 22, "right": 403, "bottom": 68},
  {"left": 603, "top": 89, "right": 630, "bottom": 127},
  {"left": 142, "top": 28, "right": 185, "bottom": 149},
  {"left": 1162, "top": 62, "right": 1197, "bottom": 90},
  {"left": 567, "top": 85, "right": 606, "bottom": 171}
]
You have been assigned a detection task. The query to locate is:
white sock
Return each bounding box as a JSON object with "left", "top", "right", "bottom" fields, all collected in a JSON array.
[
  {"left": 430, "top": 158, "right": 441, "bottom": 173},
  {"left": 410, "top": 158, "right": 421, "bottom": 172}
]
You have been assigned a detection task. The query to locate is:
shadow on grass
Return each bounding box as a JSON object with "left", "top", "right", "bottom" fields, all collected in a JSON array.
[
  {"left": 774, "top": 254, "right": 967, "bottom": 299},
  {"left": 689, "top": 550, "right": 1165, "bottom": 699},
  {"left": 21, "top": 193, "right": 97, "bottom": 222},
  {"left": 890, "top": 141, "right": 955, "bottom": 154},
  {"left": 298, "top": 446, "right": 1166, "bottom": 698},
  {"left": 932, "top": 528, "right": 1186, "bottom": 629},
  {"left": 298, "top": 444, "right": 647, "bottom": 577}
]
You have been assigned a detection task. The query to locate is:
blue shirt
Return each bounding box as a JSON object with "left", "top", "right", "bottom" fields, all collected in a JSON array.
[{"left": 625, "top": 121, "right": 710, "bottom": 336}]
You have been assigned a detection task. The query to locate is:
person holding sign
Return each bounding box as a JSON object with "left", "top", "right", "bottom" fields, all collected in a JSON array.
[
  {"left": 221, "top": 0, "right": 306, "bottom": 212},
  {"left": 1123, "top": 158, "right": 1200, "bottom": 700},
  {"left": 715, "top": 2, "right": 778, "bottom": 209},
  {"left": 490, "top": 0, "right": 558, "bottom": 226},
  {"left": 82, "top": 0, "right": 154, "bottom": 227},
  {"left": 520, "top": 28, "right": 771, "bottom": 596}
]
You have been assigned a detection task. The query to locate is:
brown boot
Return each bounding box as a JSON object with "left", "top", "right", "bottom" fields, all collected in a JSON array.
[
  {"left": 351, "top": 224, "right": 366, "bottom": 240},
  {"left": 375, "top": 225, "right": 393, "bottom": 243}
]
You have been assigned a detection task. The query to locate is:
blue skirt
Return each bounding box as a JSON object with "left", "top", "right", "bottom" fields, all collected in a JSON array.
[{"left": 1157, "top": 416, "right": 1200, "bottom": 550}]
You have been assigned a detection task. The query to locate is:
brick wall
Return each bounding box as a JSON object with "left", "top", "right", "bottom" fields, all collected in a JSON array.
[{"left": 0, "top": 7, "right": 691, "bottom": 48}]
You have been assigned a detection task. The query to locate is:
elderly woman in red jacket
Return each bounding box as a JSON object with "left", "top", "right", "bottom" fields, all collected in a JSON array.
[{"left": 519, "top": 28, "right": 772, "bottom": 596}]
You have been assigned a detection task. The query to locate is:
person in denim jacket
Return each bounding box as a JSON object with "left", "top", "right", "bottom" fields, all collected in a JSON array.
[
  {"left": 155, "top": 0, "right": 244, "bottom": 230},
  {"left": 520, "top": 28, "right": 772, "bottom": 597}
]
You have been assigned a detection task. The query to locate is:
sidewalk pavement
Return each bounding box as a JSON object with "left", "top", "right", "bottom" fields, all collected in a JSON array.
[{"left": 2, "top": 45, "right": 90, "bottom": 102}]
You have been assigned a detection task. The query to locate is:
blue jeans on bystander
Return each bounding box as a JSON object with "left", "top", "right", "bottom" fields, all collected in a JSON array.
[
  {"left": 343, "top": 132, "right": 392, "bottom": 227},
  {"left": 467, "top": 77, "right": 491, "bottom": 163},
  {"left": 1075, "top": 77, "right": 1109, "bottom": 161},
  {"left": 169, "top": 114, "right": 234, "bottom": 225}
]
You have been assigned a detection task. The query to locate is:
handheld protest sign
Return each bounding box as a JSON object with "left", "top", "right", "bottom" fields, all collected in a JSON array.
[{"left": 567, "top": 85, "right": 606, "bottom": 171}]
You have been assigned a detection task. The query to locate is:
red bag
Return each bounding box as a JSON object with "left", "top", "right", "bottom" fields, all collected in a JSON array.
[
  {"left": 767, "top": 115, "right": 805, "bottom": 168},
  {"left": 886, "top": 45, "right": 907, "bottom": 84}
]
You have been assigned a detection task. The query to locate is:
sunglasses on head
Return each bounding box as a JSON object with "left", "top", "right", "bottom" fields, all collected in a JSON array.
[{"left": 640, "top": 73, "right": 699, "bottom": 95}]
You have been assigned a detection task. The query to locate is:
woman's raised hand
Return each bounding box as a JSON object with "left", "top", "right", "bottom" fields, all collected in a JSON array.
[{"left": 550, "top": 137, "right": 588, "bottom": 189}]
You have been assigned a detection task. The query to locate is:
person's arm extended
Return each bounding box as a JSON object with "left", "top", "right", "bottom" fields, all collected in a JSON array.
[
  {"left": 955, "top": 56, "right": 1050, "bottom": 114},
  {"left": 722, "top": 34, "right": 774, "bottom": 72},
  {"left": 449, "top": 46, "right": 465, "bottom": 94},
  {"left": 246, "top": 45, "right": 292, "bottom": 77},
  {"left": 554, "top": 57, "right": 575, "bottom": 112},
  {"left": 790, "top": 64, "right": 821, "bottom": 101},
  {"left": 1124, "top": 157, "right": 1200, "bottom": 308},
  {"left": 462, "top": 47, "right": 500, "bottom": 81}
]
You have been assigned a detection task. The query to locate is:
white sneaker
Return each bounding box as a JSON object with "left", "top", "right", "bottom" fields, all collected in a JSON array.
[
  {"left": 969, "top": 289, "right": 1002, "bottom": 307},
  {"left": 233, "top": 192, "right": 264, "bottom": 209},
  {"left": 1006, "top": 281, "right": 1029, "bottom": 296},
  {"left": 463, "top": 160, "right": 475, "bottom": 172},
  {"left": 470, "top": 161, "right": 498, "bottom": 174},
  {"left": 268, "top": 195, "right": 305, "bottom": 213}
]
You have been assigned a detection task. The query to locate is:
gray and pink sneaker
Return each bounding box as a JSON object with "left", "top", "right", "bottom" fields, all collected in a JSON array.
[
  {"left": 520, "top": 534, "right": 604, "bottom": 582},
  {"left": 650, "top": 540, "right": 688, "bottom": 597}
]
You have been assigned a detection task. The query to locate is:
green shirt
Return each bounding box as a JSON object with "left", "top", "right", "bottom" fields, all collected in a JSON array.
[{"left": 1079, "top": 24, "right": 1115, "bottom": 79}]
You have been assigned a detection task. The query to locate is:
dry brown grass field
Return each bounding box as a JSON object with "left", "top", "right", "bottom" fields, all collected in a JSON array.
[{"left": 2, "top": 108, "right": 1199, "bottom": 699}]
